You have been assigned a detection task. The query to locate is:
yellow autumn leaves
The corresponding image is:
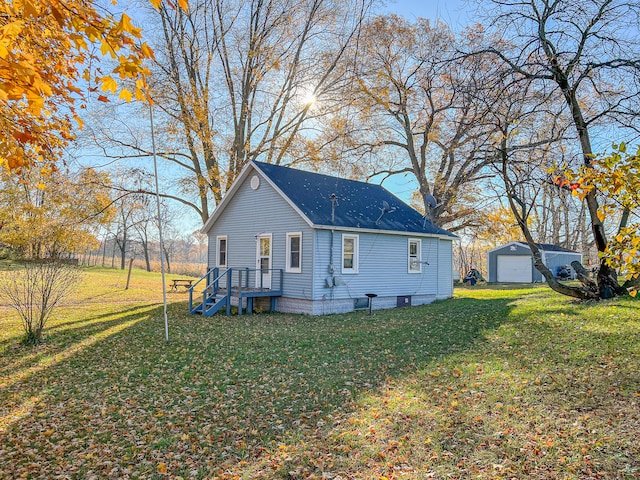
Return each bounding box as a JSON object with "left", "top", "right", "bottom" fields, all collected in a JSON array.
[
  {"left": 0, "top": 167, "right": 114, "bottom": 257},
  {"left": 0, "top": 0, "right": 185, "bottom": 172},
  {"left": 559, "top": 143, "right": 640, "bottom": 293}
]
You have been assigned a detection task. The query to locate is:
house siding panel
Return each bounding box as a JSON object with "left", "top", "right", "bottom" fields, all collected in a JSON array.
[
  {"left": 437, "top": 239, "right": 453, "bottom": 298},
  {"left": 207, "top": 172, "right": 314, "bottom": 300},
  {"left": 542, "top": 251, "right": 582, "bottom": 280},
  {"left": 311, "top": 229, "right": 445, "bottom": 304}
]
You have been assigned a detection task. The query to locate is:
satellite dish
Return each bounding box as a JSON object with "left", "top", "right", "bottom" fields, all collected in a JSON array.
[
  {"left": 376, "top": 200, "right": 396, "bottom": 225},
  {"left": 422, "top": 194, "right": 441, "bottom": 229},
  {"left": 424, "top": 194, "right": 438, "bottom": 208}
]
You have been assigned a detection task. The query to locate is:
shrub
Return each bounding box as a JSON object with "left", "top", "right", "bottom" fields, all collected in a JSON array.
[{"left": 0, "top": 261, "right": 82, "bottom": 345}]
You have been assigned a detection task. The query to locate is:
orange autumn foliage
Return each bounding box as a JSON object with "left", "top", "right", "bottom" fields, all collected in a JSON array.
[
  {"left": 0, "top": 0, "right": 184, "bottom": 172},
  {"left": 475, "top": 206, "right": 527, "bottom": 248}
]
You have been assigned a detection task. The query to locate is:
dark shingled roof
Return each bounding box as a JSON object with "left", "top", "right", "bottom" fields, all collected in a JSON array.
[
  {"left": 253, "top": 161, "right": 455, "bottom": 237},
  {"left": 515, "top": 242, "right": 579, "bottom": 254}
]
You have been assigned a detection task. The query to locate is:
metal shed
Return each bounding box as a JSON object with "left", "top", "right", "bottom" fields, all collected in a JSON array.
[{"left": 487, "top": 242, "right": 583, "bottom": 283}]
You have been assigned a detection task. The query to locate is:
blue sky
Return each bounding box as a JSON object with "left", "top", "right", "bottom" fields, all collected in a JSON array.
[{"left": 380, "top": 0, "right": 472, "bottom": 29}]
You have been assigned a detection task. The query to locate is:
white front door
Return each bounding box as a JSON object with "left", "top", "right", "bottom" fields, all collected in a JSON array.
[{"left": 256, "top": 234, "right": 272, "bottom": 289}]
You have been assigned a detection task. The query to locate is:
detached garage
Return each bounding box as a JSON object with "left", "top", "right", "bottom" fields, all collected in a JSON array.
[{"left": 487, "top": 242, "right": 583, "bottom": 283}]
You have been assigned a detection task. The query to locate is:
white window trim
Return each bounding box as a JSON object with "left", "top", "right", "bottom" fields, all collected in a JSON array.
[
  {"left": 342, "top": 234, "right": 359, "bottom": 274},
  {"left": 286, "top": 232, "right": 302, "bottom": 273},
  {"left": 216, "top": 235, "right": 228, "bottom": 268},
  {"left": 408, "top": 238, "right": 422, "bottom": 273}
]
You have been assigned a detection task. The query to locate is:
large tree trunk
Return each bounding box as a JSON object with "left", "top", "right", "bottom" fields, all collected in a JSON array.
[
  {"left": 500, "top": 144, "right": 597, "bottom": 299},
  {"left": 142, "top": 241, "right": 151, "bottom": 272},
  {"left": 560, "top": 87, "right": 626, "bottom": 298},
  {"left": 163, "top": 246, "right": 171, "bottom": 274}
]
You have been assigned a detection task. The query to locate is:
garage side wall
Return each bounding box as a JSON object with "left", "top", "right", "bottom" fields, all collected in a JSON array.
[{"left": 543, "top": 251, "right": 583, "bottom": 280}]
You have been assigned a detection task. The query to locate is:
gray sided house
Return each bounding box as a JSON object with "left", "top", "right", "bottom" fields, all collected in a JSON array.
[
  {"left": 198, "top": 161, "right": 456, "bottom": 315},
  {"left": 487, "top": 242, "right": 583, "bottom": 283}
]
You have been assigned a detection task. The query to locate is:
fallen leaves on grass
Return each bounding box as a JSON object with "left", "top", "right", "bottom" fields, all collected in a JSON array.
[{"left": 0, "top": 269, "right": 639, "bottom": 478}]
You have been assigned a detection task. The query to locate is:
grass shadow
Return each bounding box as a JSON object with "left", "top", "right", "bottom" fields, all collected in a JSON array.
[
  {"left": 0, "top": 293, "right": 517, "bottom": 478},
  {"left": 0, "top": 304, "right": 159, "bottom": 380}
]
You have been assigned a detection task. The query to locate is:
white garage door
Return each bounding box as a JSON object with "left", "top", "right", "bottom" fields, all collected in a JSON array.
[{"left": 497, "top": 255, "right": 532, "bottom": 283}]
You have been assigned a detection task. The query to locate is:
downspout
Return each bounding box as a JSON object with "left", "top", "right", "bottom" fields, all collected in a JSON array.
[
  {"left": 329, "top": 193, "right": 337, "bottom": 275},
  {"left": 328, "top": 194, "right": 337, "bottom": 314}
]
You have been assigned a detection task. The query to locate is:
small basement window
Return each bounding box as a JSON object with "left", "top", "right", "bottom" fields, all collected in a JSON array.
[
  {"left": 397, "top": 295, "right": 412, "bottom": 307},
  {"left": 354, "top": 297, "right": 369, "bottom": 310}
]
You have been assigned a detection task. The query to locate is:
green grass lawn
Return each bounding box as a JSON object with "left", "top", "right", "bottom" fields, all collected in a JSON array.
[{"left": 1, "top": 268, "right": 639, "bottom": 479}]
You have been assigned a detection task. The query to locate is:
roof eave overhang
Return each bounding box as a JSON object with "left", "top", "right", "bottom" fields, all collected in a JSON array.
[
  {"left": 487, "top": 241, "right": 580, "bottom": 254},
  {"left": 312, "top": 224, "right": 457, "bottom": 240},
  {"left": 487, "top": 241, "right": 521, "bottom": 254}
]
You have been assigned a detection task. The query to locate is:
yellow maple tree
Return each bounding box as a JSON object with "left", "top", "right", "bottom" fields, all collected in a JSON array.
[
  {"left": 0, "top": 0, "right": 185, "bottom": 172},
  {"left": 475, "top": 206, "right": 527, "bottom": 248},
  {"left": 0, "top": 166, "right": 114, "bottom": 258},
  {"left": 567, "top": 143, "right": 640, "bottom": 294}
]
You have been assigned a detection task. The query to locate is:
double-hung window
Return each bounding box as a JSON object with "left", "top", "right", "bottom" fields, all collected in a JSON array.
[
  {"left": 342, "top": 234, "right": 359, "bottom": 274},
  {"left": 408, "top": 238, "right": 421, "bottom": 273},
  {"left": 217, "top": 236, "right": 227, "bottom": 268},
  {"left": 286, "top": 232, "right": 302, "bottom": 273}
]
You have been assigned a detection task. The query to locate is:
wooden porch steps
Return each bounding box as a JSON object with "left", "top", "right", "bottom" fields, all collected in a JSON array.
[{"left": 188, "top": 267, "right": 283, "bottom": 317}]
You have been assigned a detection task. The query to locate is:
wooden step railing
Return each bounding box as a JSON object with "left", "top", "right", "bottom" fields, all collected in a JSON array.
[{"left": 189, "top": 267, "right": 283, "bottom": 316}]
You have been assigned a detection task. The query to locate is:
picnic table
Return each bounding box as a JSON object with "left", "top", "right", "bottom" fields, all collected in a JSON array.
[{"left": 170, "top": 278, "right": 194, "bottom": 291}]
